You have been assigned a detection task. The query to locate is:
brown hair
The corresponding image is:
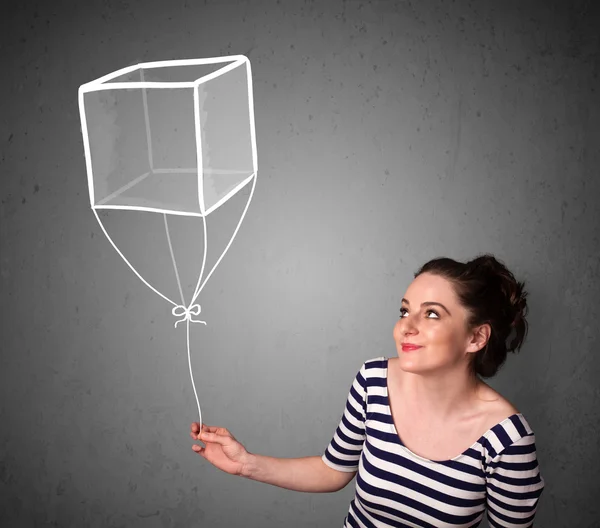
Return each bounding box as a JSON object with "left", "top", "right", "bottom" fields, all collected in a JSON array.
[{"left": 414, "top": 253, "right": 529, "bottom": 379}]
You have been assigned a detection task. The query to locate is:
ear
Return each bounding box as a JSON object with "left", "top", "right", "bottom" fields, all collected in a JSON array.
[{"left": 466, "top": 323, "right": 491, "bottom": 354}]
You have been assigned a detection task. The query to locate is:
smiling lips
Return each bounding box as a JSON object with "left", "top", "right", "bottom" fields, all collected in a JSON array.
[{"left": 401, "top": 343, "right": 423, "bottom": 352}]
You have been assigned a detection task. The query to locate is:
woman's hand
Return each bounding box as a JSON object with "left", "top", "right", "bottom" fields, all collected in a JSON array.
[{"left": 190, "top": 423, "right": 252, "bottom": 477}]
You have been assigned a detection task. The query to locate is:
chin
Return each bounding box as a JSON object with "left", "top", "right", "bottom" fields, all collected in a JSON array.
[
  {"left": 396, "top": 355, "right": 423, "bottom": 370},
  {"left": 397, "top": 353, "right": 444, "bottom": 372}
]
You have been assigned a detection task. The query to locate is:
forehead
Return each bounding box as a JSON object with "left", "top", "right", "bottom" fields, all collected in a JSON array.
[{"left": 404, "top": 273, "right": 457, "bottom": 303}]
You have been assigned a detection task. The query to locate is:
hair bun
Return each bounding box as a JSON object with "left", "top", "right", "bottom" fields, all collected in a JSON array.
[
  {"left": 468, "top": 255, "right": 527, "bottom": 328},
  {"left": 468, "top": 255, "right": 504, "bottom": 280},
  {"left": 509, "top": 281, "right": 528, "bottom": 324}
]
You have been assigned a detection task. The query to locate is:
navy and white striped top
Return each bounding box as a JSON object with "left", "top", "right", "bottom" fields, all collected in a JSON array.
[{"left": 322, "top": 357, "right": 545, "bottom": 528}]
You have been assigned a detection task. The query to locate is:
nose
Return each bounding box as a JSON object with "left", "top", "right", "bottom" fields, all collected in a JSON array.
[{"left": 398, "top": 317, "right": 418, "bottom": 336}]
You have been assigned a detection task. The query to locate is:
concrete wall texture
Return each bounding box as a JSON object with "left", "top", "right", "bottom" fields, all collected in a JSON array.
[{"left": 1, "top": 0, "right": 599, "bottom": 526}]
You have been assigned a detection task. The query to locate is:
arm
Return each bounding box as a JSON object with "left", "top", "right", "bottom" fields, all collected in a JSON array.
[
  {"left": 240, "top": 362, "right": 366, "bottom": 494},
  {"left": 485, "top": 434, "right": 545, "bottom": 527},
  {"left": 242, "top": 454, "right": 356, "bottom": 493}
]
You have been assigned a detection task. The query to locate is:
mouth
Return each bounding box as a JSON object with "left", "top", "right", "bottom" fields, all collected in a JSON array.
[{"left": 401, "top": 344, "right": 423, "bottom": 352}]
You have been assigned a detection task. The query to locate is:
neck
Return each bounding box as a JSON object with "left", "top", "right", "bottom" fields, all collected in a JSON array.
[{"left": 395, "top": 362, "right": 481, "bottom": 421}]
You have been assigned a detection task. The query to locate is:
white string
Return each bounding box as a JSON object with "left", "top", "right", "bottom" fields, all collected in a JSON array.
[
  {"left": 191, "top": 172, "right": 257, "bottom": 305},
  {"left": 163, "top": 212, "right": 206, "bottom": 429},
  {"left": 185, "top": 175, "right": 255, "bottom": 427},
  {"left": 185, "top": 316, "right": 202, "bottom": 431},
  {"left": 91, "top": 208, "right": 177, "bottom": 308},
  {"left": 140, "top": 68, "right": 154, "bottom": 171},
  {"left": 163, "top": 213, "right": 186, "bottom": 307},
  {"left": 92, "top": 207, "right": 208, "bottom": 426},
  {"left": 90, "top": 178, "right": 256, "bottom": 434},
  {"left": 172, "top": 304, "right": 206, "bottom": 327}
]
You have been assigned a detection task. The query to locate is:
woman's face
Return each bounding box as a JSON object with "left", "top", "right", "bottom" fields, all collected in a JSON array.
[{"left": 392, "top": 272, "right": 488, "bottom": 375}]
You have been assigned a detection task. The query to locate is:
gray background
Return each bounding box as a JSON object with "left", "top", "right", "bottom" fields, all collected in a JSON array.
[{"left": 1, "top": 0, "right": 599, "bottom": 526}]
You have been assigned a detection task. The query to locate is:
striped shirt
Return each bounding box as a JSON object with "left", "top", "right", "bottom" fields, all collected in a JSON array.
[{"left": 322, "top": 357, "right": 545, "bottom": 527}]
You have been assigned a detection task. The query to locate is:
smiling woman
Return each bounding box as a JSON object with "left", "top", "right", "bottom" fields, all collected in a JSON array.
[{"left": 320, "top": 253, "right": 545, "bottom": 528}]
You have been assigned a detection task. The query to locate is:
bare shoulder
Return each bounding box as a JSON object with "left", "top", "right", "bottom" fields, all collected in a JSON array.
[{"left": 478, "top": 383, "right": 520, "bottom": 424}]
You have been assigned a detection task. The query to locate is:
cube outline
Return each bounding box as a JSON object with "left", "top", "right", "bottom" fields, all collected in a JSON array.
[{"left": 78, "top": 55, "right": 258, "bottom": 218}]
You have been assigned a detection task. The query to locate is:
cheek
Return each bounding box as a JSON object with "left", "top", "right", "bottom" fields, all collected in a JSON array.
[{"left": 392, "top": 320, "right": 402, "bottom": 340}]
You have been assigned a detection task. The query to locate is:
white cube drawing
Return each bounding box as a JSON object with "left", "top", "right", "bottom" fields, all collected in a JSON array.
[{"left": 78, "top": 56, "right": 257, "bottom": 217}]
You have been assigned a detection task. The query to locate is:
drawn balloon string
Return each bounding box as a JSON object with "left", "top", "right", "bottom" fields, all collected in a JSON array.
[{"left": 172, "top": 304, "right": 205, "bottom": 327}]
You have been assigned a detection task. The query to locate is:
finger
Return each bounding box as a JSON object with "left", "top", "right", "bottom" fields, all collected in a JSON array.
[
  {"left": 192, "top": 444, "right": 203, "bottom": 454},
  {"left": 200, "top": 431, "right": 224, "bottom": 443},
  {"left": 191, "top": 423, "right": 199, "bottom": 432}
]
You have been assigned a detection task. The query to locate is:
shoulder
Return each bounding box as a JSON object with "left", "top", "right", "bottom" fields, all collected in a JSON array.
[
  {"left": 478, "top": 383, "right": 520, "bottom": 424},
  {"left": 482, "top": 404, "right": 539, "bottom": 463},
  {"left": 350, "top": 357, "right": 388, "bottom": 391},
  {"left": 359, "top": 356, "right": 389, "bottom": 377}
]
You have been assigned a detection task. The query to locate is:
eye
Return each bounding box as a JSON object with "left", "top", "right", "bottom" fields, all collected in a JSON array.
[{"left": 399, "top": 308, "right": 440, "bottom": 319}]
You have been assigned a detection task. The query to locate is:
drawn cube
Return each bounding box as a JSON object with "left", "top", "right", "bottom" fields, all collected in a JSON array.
[{"left": 78, "top": 56, "right": 257, "bottom": 216}]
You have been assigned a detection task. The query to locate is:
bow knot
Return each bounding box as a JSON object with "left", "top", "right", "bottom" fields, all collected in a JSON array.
[{"left": 172, "top": 304, "right": 207, "bottom": 327}]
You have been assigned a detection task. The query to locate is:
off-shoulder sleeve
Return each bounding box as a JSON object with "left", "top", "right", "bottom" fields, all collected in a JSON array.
[
  {"left": 321, "top": 362, "right": 368, "bottom": 472},
  {"left": 485, "top": 433, "right": 545, "bottom": 527}
]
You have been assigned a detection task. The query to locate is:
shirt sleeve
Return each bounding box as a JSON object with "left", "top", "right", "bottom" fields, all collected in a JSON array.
[
  {"left": 485, "top": 433, "right": 545, "bottom": 527},
  {"left": 321, "top": 361, "right": 368, "bottom": 472}
]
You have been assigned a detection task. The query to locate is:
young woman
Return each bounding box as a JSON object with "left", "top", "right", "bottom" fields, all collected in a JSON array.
[{"left": 190, "top": 254, "right": 545, "bottom": 527}]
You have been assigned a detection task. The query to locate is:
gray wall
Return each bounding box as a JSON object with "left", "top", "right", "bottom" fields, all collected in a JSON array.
[{"left": 2, "top": 0, "right": 599, "bottom": 526}]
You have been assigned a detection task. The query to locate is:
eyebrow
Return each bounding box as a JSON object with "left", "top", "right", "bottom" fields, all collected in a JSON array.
[{"left": 401, "top": 298, "right": 451, "bottom": 316}]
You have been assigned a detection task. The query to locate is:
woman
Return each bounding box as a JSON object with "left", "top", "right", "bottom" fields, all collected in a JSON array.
[{"left": 190, "top": 254, "right": 545, "bottom": 527}]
